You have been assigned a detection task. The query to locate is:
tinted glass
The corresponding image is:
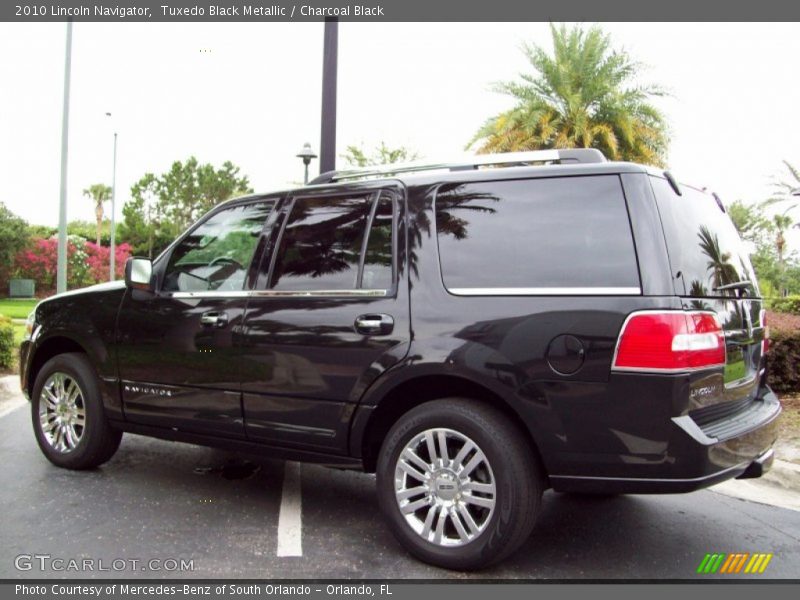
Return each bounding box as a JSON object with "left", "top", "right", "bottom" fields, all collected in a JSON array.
[
  {"left": 270, "top": 195, "right": 372, "bottom": 290},
  {"left": 361, "top": 196, "right": 394, "bottom": 290},
  {"left": 651, "top": 177, "right": 757, "bottom": 298},
  {"left": 435, "top": 176, "right": 640, "bottom": 291},
  {"left": 163, "top": 201, "right": 275, "bottom": 292}
]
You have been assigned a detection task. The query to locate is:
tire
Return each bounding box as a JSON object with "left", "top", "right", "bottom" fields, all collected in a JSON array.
[
  {"left": 31, "top": 353, "right": 122, "bottom": 470},
  {"left": 376, "top": 398, "right": 543, "bottom": 570}
]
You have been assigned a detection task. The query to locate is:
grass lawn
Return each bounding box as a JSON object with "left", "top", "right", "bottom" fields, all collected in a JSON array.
[{"left": 0, "top": 298, "right": 38, "bottom": 320}]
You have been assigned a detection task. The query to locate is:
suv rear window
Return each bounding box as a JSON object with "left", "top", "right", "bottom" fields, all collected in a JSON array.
[
  {"left": 650, "top": 176, "right": 757, "bottom": 298},
  {"left": 434, "top": 176, "right": 640, "bottom": 293}
]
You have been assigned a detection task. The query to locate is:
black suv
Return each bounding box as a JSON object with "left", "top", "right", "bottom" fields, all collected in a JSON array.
[{"left": 20, "top": 149, "right": 780, "bottom": 569}]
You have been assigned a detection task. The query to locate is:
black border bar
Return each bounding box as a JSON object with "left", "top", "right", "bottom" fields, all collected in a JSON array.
[{"left": 3, "top": 0, "right": 800, "bottom": 22}]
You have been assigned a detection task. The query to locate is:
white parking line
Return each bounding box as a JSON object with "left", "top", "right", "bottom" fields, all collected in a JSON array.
[
  {"left": 277, "top": 461, "right": 303, "bottom": 557},
  {"left": 0, "top": 398, "right": 27, "bottom": 420}
]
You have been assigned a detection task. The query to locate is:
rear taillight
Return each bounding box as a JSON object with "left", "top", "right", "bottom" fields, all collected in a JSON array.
[
  {"left": 612, "top": 311, "right": 726, "bottom": 373},
  {"left": 761, "top": 309, "right": 769, "bottom": 355}
]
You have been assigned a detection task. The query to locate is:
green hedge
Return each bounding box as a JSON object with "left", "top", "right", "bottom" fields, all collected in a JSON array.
[
  {"left": 0, "top": 315, "right": 15, "bottom": 369},
  {"left": 768, "top": 329, "right": 800, "bottom": 394},
  {"left": 767, "top": 296, "right": 800, "bottom": 316}
]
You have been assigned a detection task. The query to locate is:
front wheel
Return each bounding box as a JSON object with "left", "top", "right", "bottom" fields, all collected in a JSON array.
[
  {"left": 31, "top": 353, "right": 122, "bottom": 470},
  {"left": 376, "top": 398, "right": 543, "bottom": 570}
]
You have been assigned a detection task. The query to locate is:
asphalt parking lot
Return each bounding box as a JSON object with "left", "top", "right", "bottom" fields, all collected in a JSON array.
[{"left": 1, "top": 377, "right": 799, "bottom": 580}]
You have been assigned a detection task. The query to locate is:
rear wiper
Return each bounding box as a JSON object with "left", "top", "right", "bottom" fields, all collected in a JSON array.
[{"left": 713, "top": 280, "right": 752, "bottom": 293}]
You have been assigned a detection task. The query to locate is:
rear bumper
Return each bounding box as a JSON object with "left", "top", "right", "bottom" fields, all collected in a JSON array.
[
  {"left": 736, "top": 447, "right": 774, "bottom": 480},
  {"left": 549, "top": 387, "right": 781, "bottom": 494}
]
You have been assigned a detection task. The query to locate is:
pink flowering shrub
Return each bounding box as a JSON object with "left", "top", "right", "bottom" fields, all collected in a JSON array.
[
  {"left": 85, "top": 241, "right": 132, "bottom": 282},
  {"left": 14, "top": 238, "right": 61, "bottom": 291},
  {"left": 14, "top": 236, "right": 131, "bottom": 293}
]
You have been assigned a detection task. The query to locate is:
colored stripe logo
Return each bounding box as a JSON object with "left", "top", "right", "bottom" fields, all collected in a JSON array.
[{"left": 697, "top": 553, "right": 773, "bottom": 574}]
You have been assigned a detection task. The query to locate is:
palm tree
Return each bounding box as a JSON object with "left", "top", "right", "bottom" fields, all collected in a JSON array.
[
  {"left": 688, "top": 280, "right": 711, "bottom": 310},
  {"left": 754, "top": 161, "right": 800, "bottom": 295},
  {"left": 772, "top": 212, "right": 796, "bottom": 296},
  {"left": 761, "top": 160, "right": 800, "bottom": 214},
  {"left": 82, "top": 184, "right": 112, "bottom": 245},
  {"left": 697, "top": 225, "right": 739, "bottom": 290},
  {"left": 469, "top": 24, "right": 668, "bottom": 166}
]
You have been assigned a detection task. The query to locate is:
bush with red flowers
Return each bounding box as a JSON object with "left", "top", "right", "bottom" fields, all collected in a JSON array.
[{"left": 14, "top": 236, "right": 131, "bottom": 294}]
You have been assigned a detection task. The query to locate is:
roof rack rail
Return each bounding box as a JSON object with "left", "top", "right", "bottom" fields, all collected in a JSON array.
[{"left": 308, "top": 148, "right": 606, "bottom": 186}]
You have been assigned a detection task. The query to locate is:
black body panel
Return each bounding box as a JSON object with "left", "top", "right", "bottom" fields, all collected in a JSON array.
[
  {"left": 237, "top": 183, "right": 411, "bottom": 453},
  {"left": 20, "top": 281, "right": 127, "bottom": 419},
  {"left": 115, "top": 292, "right": 248, "bottom": 437},
  {"left": 239, "top": 293, "right": 410, "bottom": 452}
]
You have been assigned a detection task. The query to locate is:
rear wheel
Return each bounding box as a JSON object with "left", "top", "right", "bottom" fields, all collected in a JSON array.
[
  {"left": 376, "top": 398, "right": 543, "bottom": 570},
  {"left": 31, "top": 353, "right": 122, "bottom": 470}
]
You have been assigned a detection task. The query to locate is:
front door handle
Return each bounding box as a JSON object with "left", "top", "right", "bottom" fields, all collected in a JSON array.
[
  {"left": 200, "top": 311, "right": 229, "bottom": 328},
  {"left": 355, "top": 314, "right": 394, "bottom": 336}
]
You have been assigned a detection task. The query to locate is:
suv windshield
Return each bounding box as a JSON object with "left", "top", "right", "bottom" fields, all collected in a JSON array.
[{"left": 651, "top": 176, "right": 758, "bottom": 298}]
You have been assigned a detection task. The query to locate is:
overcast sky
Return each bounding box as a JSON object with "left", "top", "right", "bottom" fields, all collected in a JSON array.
[{"left": 0, "top": 22, "right": 798, "bottom": 247}]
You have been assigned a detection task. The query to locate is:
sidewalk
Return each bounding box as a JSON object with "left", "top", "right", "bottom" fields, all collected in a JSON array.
[
  {"left": 711, "top": 458, "right": 800, "bottom": 512},
  {"left": 0, "top": 374, "right": 26, "bottom": 419}
]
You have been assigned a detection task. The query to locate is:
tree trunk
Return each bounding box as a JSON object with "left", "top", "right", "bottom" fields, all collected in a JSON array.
[{"left": 95, "top": 203, "right": 103, "bottom": 245}]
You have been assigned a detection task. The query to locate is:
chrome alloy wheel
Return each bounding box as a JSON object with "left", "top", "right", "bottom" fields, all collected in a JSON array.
[
  {"left": 38, "top": 372, "right": 86, "bottom": 453},
  {"left": 394, "top": 428, "right": 496, "bottom": 547}
]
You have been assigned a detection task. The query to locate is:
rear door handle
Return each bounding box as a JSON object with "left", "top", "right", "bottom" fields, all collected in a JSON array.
[
  {"left": 355, "top": 314, "right": 394, "bottom": 336},
  {"left": 200, "top": 312, "right": 229, "bottom": 328}
]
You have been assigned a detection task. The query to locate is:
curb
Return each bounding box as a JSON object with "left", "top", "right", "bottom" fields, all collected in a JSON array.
[
  {"left": 0, "top": 374, "right": 21, "bottom": 398},
  {"left": 711, "top": 458, "right": 800, "bottom": 512},
  {"left": 0, "top": 373, "right": 20, "bottom": 388},
  {"left": 0, "top": 375, "right": 26, "bottom": 419},
  {"left": 767, "top": 458, "right": 800, "bottom": 489}
]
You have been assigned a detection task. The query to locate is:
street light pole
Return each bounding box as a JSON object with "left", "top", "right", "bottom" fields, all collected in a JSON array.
[
  {"left": 319, "top": 18, "right": 338, "bottom": 174},
  {"left": 296, "top": 143, "right": 318, "bottom": 184},
  {"left": 57, "top": 20, "right": 73, "bottom": 295},
  {"left": 110, "top": 130, "right": 117, "bottom": 280}
]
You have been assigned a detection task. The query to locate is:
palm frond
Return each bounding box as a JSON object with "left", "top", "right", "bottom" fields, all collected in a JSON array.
[{"left": 468, "top": 23, "right": 668, "bottom": 166}]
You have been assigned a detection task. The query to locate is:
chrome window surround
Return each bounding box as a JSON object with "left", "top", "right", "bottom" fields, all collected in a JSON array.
[
  {"left": 448, "top": 287, "right": 642, "bottom": 296},
  {"left": 167, "top": 289, "right": 388, "bottom": 299}
]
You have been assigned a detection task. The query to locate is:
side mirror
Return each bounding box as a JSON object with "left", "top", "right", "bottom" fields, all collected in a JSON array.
[{"left": 125, "top": 257, "right": 154, "bottom": 292}]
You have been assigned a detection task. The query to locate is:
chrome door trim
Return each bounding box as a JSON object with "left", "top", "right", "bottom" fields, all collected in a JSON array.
[
  {"left": 447, "top": 287, "right": 641, "bottom": 296},
  {"left": 167, "top": 289, "right": 388, "bottom": 299}
]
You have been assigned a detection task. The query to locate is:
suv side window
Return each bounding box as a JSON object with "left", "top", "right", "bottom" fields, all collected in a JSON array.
[
  {"left": 435, "top": 176, "right": 640, "bottom": 293},
  {"left": 269, "top": 193, "right": 395, "bottom": 291},
  {"left": 361, "top": 195, "right": 395, "bottom": 290},
  {"left": 162, "top": 201, "right": 275, "bottom": 292}
]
